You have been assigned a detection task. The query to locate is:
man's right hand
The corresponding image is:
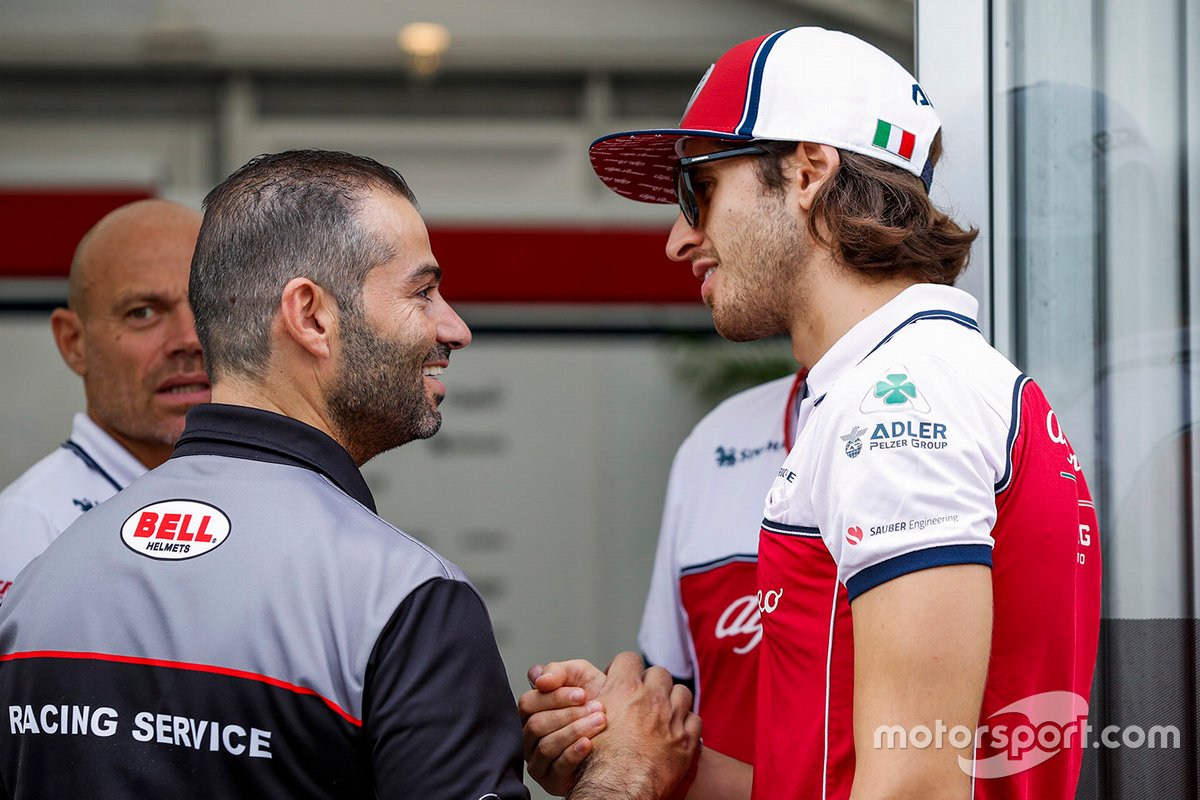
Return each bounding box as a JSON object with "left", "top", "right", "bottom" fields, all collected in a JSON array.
[
  {"left": 519, "top": 658, "right": 609, "bottom": 795},
  {"left": 519, "top": 652, "right": 701, "bottom": 799}
]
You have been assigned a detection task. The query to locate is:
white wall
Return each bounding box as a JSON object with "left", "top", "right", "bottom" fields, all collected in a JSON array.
[{"left": 0, "top": 315, "right": 87, "bottom": 484}]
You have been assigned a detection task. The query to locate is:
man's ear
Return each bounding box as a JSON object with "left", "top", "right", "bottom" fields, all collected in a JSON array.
[
  {"left": 279, "top": 277, "right": 336, "bottom": 361},
  {"left": 789, "top": 142, "right": 841, "bottom": 212},
  {"left": 50, "top": 308, "right": 86, "bottom": 377}
]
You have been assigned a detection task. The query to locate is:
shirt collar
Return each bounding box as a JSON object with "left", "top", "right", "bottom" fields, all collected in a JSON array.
[
  {"left": 804, "top": 284, "right": 981, "bottom": 404},
  {"left": 68, "top": 412, "right": 149, "bottom": 490},
  {"left": 172, "top": 403, "right": 376, "bottom": 512}
]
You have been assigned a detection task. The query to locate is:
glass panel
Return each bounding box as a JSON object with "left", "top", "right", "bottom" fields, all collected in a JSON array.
[
  {"left": 1001, "top": 0, "right": 1193, "bottom": 620},
  {"left": 997, "top": 0, "right": 1198, "bottom": 794}
]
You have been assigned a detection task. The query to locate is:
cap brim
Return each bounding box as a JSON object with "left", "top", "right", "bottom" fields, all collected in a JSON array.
[{"left": 589, "top": 128, "right": 752, "bottom": 204}]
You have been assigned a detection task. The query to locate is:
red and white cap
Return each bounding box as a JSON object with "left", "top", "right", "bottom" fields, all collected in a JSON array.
[{"left": 589, "top": 27, "right": 941, "bottom": 204}]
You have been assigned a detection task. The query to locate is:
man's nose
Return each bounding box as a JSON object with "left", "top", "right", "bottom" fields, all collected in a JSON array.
[
  {"left": 666, "top": 212, "right": 703, "bottom": 263},
  {"left": 437, "top": 300, "right": 472, "bottom": 351},
  {"left": 167, "top": 305, "right": 204, "bottom": 358}
]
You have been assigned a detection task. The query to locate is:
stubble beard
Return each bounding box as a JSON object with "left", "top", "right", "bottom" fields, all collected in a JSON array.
[
  {"left": 87, "top": 353, "right": 203, "bottom": 452},
  {"left": 708, "top": 190, "right": 808, "bottom": 343},
  {"left": 327, "top": 311, "right": 445, "bottom": 465}
]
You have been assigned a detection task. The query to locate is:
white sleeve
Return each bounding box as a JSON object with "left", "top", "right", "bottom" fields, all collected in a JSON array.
[
  {"left": 637, "top": 438, "right": 695, "bottom": 679},
  {"left": 811, "top": 355, "right": 1002, "bottom": 602},
  {"left": 0, "top": 497, "right": 60, "bottom": 598}
]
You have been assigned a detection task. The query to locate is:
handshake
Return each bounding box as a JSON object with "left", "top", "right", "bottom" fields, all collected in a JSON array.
[{"left": 519, "top": 651, "right": 703, "bottom": 800}]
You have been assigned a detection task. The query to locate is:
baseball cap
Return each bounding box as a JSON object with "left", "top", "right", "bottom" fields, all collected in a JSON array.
[{"left": 589, "top": 27, "right": 942, "bottom": 204}]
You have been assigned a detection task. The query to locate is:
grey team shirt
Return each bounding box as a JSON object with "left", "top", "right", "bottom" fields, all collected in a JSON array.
[{"left": 0, "top": 404, "right": 528, "bottom": 799}]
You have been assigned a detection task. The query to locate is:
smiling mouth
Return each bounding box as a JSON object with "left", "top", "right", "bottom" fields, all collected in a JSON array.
[{"left": 422, "top": 365, "right": 445, "bottom": 377}]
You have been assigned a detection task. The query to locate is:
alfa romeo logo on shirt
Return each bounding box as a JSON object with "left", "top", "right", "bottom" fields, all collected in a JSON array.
[
  {"left": 756, "top": 588, "right": 784, "bottom": 614},
  {"left": 714, "top": 595, "right": 763, "bottom": 654},
  {"left": 876, "top": 374, "right": 917, "bottom": 404},
  {"left": 861, "top": 364, "right": 931, "bottom": 413}
]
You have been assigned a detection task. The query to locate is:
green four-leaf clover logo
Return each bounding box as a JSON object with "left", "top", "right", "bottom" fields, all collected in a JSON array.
[{"left": 874, "top": 373, "right": 917, "bottom": 405}]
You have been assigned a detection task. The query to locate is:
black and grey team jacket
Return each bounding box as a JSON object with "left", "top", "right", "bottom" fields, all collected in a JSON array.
[{"left": 0, "top": 403, "right": 528, "bottom": 799}]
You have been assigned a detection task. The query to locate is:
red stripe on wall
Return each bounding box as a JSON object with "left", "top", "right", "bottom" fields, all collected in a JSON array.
[
  {"left": 0, "top": 649, "right": 363, "bottom": 727},
  {"left": 0, "top": 191, "right": 700, "bottom": 304},
  {"left": 426, "top": 226, "right": 697, "bottom": 303},
  {"left": 0, "top": 189, "right": 155, "bottom": 276}
]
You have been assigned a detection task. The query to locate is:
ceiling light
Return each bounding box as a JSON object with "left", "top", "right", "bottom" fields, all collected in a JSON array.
[{"left": 397, "top": 22, "right": 451, "bottom": 77}]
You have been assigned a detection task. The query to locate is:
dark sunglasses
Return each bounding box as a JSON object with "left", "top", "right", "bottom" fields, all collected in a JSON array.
[{"left": 674, "top": 145, "right": 769, "bottom": 228}]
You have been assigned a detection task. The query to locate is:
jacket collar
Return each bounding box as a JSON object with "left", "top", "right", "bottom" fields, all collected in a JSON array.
[{"left": 173, "top": 403, "right": 375, "bottom": 512}]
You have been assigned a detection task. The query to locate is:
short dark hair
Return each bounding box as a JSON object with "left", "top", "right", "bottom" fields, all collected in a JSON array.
[
  {"left": 753, "top": 133, "right": 979, "bottom": 284},
  {"left": 190, "top": 149, "right": 417, "bottom": 380}
]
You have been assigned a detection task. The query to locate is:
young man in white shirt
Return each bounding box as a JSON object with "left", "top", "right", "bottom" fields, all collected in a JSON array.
[{"left": 521, "top": 27, "right": 1100, "bottom": 800}]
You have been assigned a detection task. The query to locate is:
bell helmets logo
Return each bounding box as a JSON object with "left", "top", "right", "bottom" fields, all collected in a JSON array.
[
  {"left": 121, "top": 500, "right": 231, "bottom": 561},
  {"left": 846, "top": 525, "right": 865, "bottom": 546}
]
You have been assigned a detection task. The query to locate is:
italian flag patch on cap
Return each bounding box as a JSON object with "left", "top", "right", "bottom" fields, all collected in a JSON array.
[{"left": 873, "top": 119, "right": 916, "bottom": 161}]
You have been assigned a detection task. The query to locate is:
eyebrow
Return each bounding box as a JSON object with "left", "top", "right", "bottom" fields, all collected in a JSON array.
[
  {"left": 408, "top": 264, "right": 442, "bottom": 283},
  {"left": 109, "top": 290, "right": 176, "bottom": 310}
]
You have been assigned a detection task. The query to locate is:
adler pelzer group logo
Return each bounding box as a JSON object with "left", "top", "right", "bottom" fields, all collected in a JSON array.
[{"left": 121, "top": 500, "right": 231, "bottom": 560}]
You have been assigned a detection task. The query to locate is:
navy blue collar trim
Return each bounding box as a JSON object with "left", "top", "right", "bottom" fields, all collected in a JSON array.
[
  {"left": 172, "top": 403, "right": 376, "bottom": 513},
  {"left": 813, "top": 309, "right": 980, "bottom": 408},
  {"left": 680, "top": 553, "right": 758, "bottom": 577},
  {"left": 61, "top": 440, "right": 123, "bottom": 492},
  {"left": 861, "top": 309, "right": 980, "bottom": 362}
]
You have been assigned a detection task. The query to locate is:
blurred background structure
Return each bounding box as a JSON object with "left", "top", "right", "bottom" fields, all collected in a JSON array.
[{"left": 0, "top": 0, "right": 1196, "bottom": 796}]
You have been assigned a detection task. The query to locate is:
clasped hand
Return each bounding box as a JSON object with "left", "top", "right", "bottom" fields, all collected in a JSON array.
[{"left": 518, "top": 651, "right": 701, "bottom": 799}]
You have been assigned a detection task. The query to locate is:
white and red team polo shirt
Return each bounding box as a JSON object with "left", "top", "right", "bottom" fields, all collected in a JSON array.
[
  {"left": 639, "top": 371, "right": 804, "bottom": 764},
  {"left": 0, "top": 413, "right": 145, "bottom": 602},
  {"left": 754, "top": 284, "right": 1102, "bottom": 799}
]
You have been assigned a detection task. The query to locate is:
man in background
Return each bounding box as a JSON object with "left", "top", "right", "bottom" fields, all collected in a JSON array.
[
  {"left": 0, "top": 199, "right": 208, "bottom": 601},
  {"left": 639, "top": 371, "right": 804, "bottom": 762}
]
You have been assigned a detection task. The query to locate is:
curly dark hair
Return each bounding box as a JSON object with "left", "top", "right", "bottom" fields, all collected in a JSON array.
[{"left": 753, "top": 133, "right": 979, "bottom": 284}]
